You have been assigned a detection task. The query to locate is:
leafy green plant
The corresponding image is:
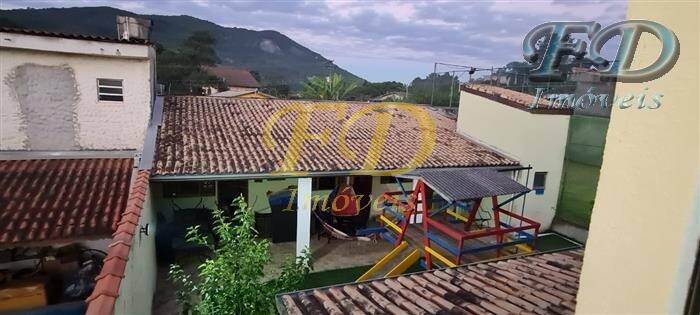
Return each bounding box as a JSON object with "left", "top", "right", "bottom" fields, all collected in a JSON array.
[
  {"left": 156, "top": 31, "right": 225, "bottom": 95},
  {"left": 169, "top": 196, "right": 311, "bottom": 314},
  {"left": 300, "top": 73, "right": 359, "bottom": 100}
]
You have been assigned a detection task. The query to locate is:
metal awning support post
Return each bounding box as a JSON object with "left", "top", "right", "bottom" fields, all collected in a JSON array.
[
  {"left": 429, "top": 201, "right": 454, "bottom": 217},
  {"left": 395, "top": 177, "right": 409, "bottom": 200},
  {"left": 496, "top": 191, "right": 529, "bottom": 209},
  {"left": 296, "top": 178, "right": 312, "bottom": 258}
]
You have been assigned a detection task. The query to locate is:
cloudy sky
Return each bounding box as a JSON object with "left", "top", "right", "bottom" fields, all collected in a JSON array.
[{"left": 1, "top": 0, "right": 627, "bottom": 82}]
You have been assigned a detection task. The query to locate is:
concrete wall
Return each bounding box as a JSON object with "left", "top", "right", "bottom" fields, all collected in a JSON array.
[
  {"left": 456, "top": 92, "right": 570, "bottom": 230},
  {"left": 114, "top": 189, "right": 157, "bottom": 315},
  {"left": 576, "top": 2, "right": 699, "bottom": 314},
  {"left": 0, "top": 33, "right": 153, "bottom": 150}
]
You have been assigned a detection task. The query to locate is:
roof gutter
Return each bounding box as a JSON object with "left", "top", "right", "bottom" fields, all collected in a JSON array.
[
  {"left": 139, "top": 96, "right": 163, "bottom": 170},
  {"left": 148, "top": 165, "right": 522, "bottom": 182},
  {"left": 150, "top": 170, "right": 373, "bottom": 182},
  {"left": 497, "top": 165, "right": 533, "bottom": 172},
  {"left": 0, "top": 150, "right": 137, "bottom": 160}
]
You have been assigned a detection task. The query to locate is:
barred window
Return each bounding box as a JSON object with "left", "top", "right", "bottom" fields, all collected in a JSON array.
[{"left": 97, "top": 78, "right": 124, "bottom": 102}]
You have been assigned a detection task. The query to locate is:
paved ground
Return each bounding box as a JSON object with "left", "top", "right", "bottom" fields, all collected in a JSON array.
[{"left": 267, "top": 237, "right": 393, "bottom": 276}]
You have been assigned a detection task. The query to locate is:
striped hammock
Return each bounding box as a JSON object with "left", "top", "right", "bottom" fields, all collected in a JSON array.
[{"left": 311, "top": 209, "right": 374, "bottom": 242}]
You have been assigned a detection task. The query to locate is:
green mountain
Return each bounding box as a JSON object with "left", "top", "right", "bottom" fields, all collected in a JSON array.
[{"left": 0, "top": 6, "right": 361, "bottom": 87}]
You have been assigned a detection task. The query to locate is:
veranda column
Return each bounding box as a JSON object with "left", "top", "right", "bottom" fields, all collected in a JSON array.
[{"left": 296, "top": 177, "right": 312, "bottom": 257}]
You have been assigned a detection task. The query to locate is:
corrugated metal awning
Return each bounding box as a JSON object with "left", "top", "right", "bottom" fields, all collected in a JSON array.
[{"left": 399, "top": 167, "right": 530, "bottom": 202}]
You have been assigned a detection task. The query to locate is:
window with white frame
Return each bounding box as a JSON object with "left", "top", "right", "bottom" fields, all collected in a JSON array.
[{"left": 97, "top": 78, "right": 124, "bottom": 102}]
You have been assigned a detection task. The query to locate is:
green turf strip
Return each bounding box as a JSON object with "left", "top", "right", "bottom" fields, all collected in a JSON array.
[{"left": 298, "top": 233, "right": 581, "bottom": 289}]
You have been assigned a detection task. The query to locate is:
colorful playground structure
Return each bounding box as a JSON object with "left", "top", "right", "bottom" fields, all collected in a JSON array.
[{"left": 356, "top": 168, "right": 541, "bottom": 281}]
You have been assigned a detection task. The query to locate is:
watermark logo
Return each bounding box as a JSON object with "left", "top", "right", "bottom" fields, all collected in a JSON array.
[
  {"left": 262, "top": 102, "right": 437, "bottom": 176},
  {"left": 523, "top": 20, "right": 680, "bottom": 83}
]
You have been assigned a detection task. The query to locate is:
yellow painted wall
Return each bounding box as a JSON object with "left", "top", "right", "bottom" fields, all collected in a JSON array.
[
  {"left": 457, "top": 92, "right": 570, "bottom": 230},
  {"left": 576, "top": 2, "right": 700, "bottom": 314}
]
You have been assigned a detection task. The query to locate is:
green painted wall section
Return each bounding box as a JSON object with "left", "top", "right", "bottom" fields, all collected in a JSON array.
[{"left": 556, "top": 115, "right": 610, "bottom": 227}]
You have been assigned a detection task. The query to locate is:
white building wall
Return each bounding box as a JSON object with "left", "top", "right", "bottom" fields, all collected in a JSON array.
[
  {"left": 456, "top": 91, "right": 570, "bottom": 230},
  {"left": 0, "top": 33, "right": 153, "bottom": 151},
  {"left": 114, "top": 189, "right": 157, "bottom": 315}
]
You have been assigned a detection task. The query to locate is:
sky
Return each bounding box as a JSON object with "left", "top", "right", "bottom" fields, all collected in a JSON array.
[{"left": 0, "top": 0, "right": 627, "bottom": 82}]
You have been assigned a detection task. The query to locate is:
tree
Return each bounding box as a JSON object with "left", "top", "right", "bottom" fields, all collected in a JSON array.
[
  {"left": 407, "top": 73, "right": 460, "bottom": 107},
  {"left": 262, "top": 84, "right": 291, "bottom": 98},
  {"left": 156, "top": 31, "right": 224, "bottom": 95},
  {"left": 300, "top": 73, "right": 359, "bottom": 100},
  {"left": 169, "top": 196, "right": 312, "bottom": 314},
  {"left": 181, "top": 31, "right": 219, "bottom": 66},
  {"left": 347, "top": 81, "right": 406, "bottom": 101}
]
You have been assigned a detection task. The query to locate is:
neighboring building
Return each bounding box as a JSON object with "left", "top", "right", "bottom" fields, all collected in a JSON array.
[
  {"left": 457, "top": 84, "right": 572, "bottom": 231},
  {"left": 0, "top": 27, "right": 155, "bottom": 151},
  {"left": 0, "top": 25, "right": 158, "bottom": 315},
  {"left": 204, "top": 65, "right": 261, "bottom": 95}
]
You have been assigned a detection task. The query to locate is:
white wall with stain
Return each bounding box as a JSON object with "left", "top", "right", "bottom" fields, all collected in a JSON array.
[{"left": 0, "top": 32, "right": 154, "bottom": 151}]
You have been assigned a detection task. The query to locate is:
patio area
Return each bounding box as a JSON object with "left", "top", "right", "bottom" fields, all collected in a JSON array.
[{"left": 151, "top": 237, "right": 393, "bottom": 314}]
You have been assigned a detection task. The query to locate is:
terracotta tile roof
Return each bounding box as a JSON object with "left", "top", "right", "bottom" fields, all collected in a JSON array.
[
  {"left": 205, "top": 65, "right": 261, "bottom": 88},
  {"left": 85, "top": 170, "right": 150, "bottom": 315},
  {"left": 153, "top": 97, "right": 518, "bottom": 176},
  {"left": 0, "top": 158, "right": 134, "bottom": 247},
  {"left": 462, "top": 84, "right": 573, "bottom": 115},
  {"left": 278, "top": 249, "right": 583, "bottom": 315},
  {"left": 0, "top": 27, "right": 149, "bottom": 45}
]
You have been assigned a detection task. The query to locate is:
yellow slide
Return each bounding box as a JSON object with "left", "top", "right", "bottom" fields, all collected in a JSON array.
[{"left": 356, "top": 241, "right": 421, "bottom": 282}]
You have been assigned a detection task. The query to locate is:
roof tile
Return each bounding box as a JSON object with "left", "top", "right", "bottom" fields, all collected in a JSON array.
[
  {"left": 96, "top": 257, "right": 128, "bottom": 280},
  {"left": 204, "top": 66, "right": 261, "bottom": 88},
  {"left": 0, "top": 158, "right": 134, "bottom": 247},
  {"left": 278, "top": 249, "right": 584, "bottom": 314},
  {"left": 85, "top": 170, "right": 150, "bottom": 315},
  {"left": 154, "top": 97, "right": 518, "bottom": 176},
  {"left": 0, "top": 27, "right": 148, "bottom": 45},
  {"left": 462, "top": 84, "right": 574, "bottom": 115}
]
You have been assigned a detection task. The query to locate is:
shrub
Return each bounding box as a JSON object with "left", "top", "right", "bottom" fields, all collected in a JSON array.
[{"left": 169, "top": 196, "right": 311, "bottom": 314}]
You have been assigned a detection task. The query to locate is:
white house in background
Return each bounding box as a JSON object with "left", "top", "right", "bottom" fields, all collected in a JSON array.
[
  {"left": 0, "top": 23, "right": 158, "bottom": 315},
  {"left": 0, "top": 26, "right": 155, "bottom": 151},
  {"left": 457, "top": 84, "right": 572, "bottom": 230}
]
